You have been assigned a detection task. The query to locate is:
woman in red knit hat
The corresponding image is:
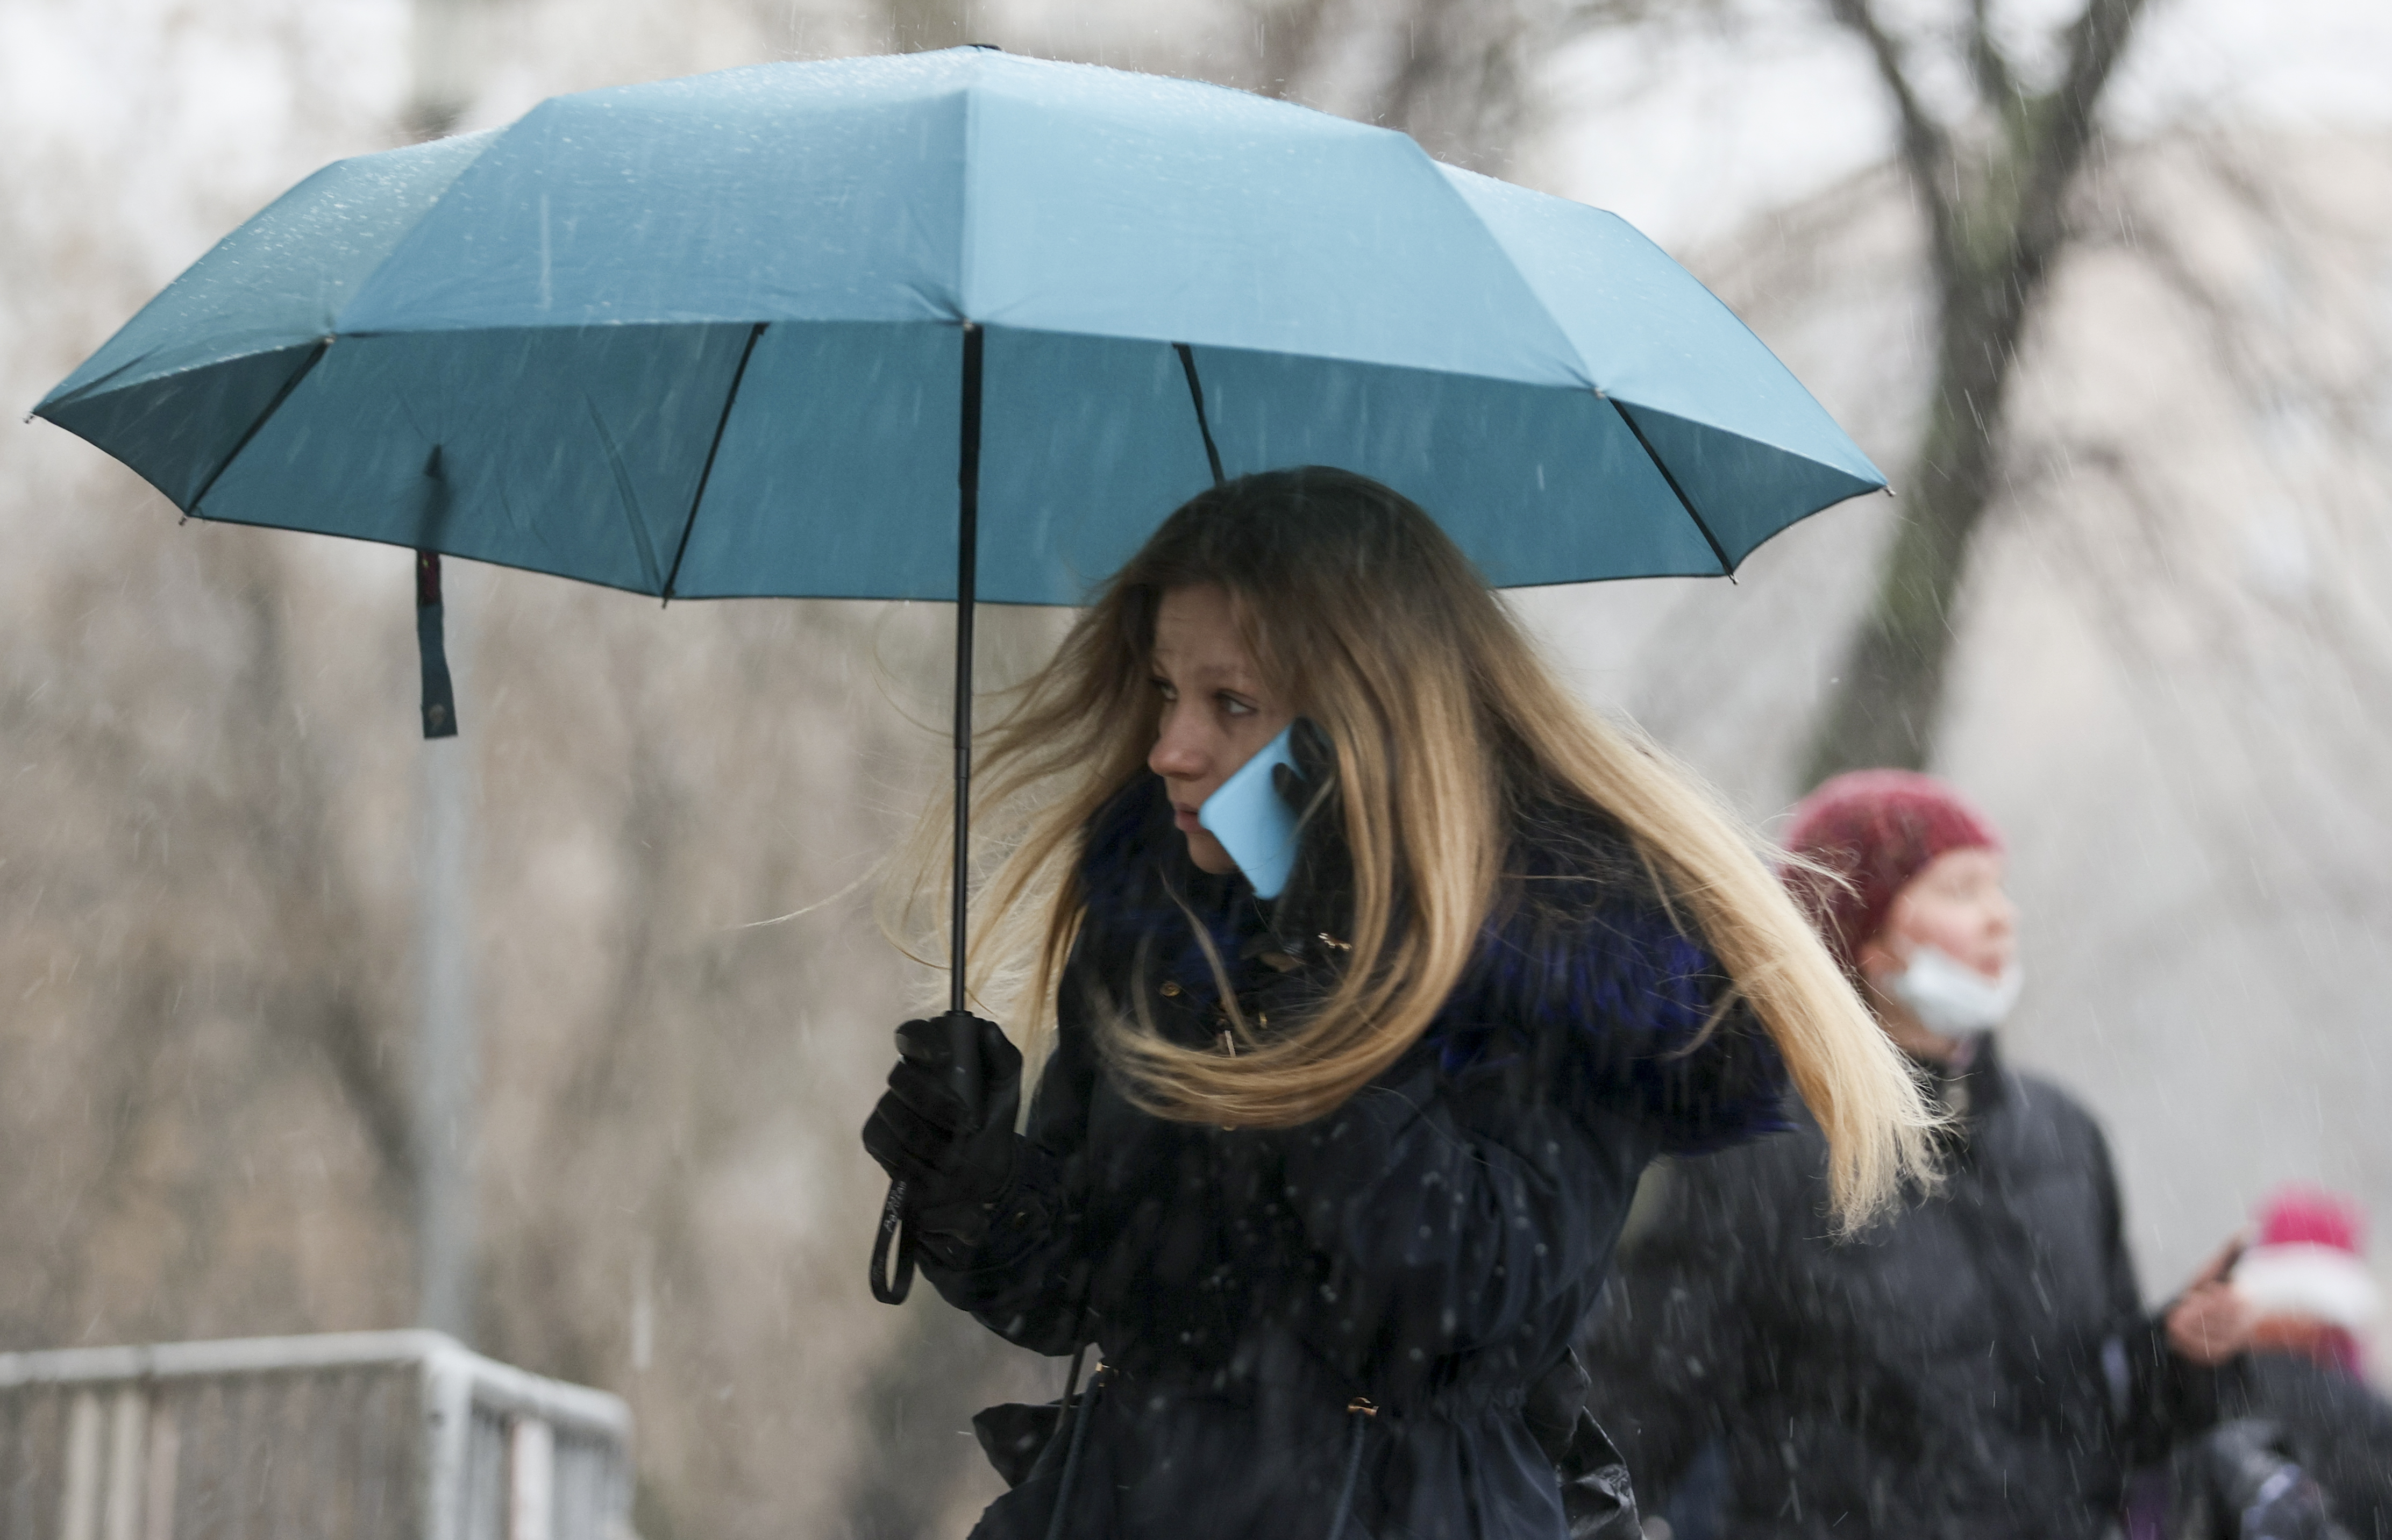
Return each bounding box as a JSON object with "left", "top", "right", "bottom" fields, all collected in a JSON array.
[{"left": 1583, "top": 768, "right": 2254, "bottom": 1540}]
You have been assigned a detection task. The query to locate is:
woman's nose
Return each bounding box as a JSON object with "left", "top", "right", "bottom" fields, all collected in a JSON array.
[{"left": 1149, "top": 707, "right": 1207, "bottom": 781}]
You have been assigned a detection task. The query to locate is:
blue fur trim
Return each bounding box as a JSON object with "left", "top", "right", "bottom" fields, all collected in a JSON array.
[{"left": 1075, "top": 779, "right": 1791, "bottom": 1152}]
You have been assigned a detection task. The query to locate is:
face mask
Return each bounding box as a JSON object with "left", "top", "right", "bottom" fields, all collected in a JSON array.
[{"left": 1884, "top": 944, "right": 2021, "bottom": 1036}]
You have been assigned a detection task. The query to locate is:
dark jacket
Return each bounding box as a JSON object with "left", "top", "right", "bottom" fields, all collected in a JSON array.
[
  {"left": 2174, "top": 1352, "right": 2392, "bottom": 1539},
  {"left": 919, "top": 778, "right": 1790, "bottom": 1540},
  {"left": 1582, "top": 1037, "right": 2222, "bottom": 1540}
]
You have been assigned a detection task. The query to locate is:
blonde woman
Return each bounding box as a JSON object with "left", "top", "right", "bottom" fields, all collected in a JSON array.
[{"left": 860, "top": 468, "right": 1936, "bottom": 1540}]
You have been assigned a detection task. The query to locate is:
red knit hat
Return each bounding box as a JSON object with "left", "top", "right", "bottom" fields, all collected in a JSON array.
[{"left": 1781, "top": 769, "right": 2005, "bottom": 971}]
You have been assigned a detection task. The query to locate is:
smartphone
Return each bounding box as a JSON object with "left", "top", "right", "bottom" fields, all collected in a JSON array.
[{"left": 1197, "top": 723, "right": 1302, "bottom": 899}]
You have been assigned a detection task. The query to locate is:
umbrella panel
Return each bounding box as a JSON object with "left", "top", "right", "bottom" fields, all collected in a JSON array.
[
  {"left": 674, "top": 320, "right": 969, "bottom": 601},
  {"left": 198, "top": 323, "right": 756, "bottom": 595},
  {"left": 1434, "top": 164, "right": 1885, "bottom": 503},
  {"left": 124, "top": 318, "right": 1808, "bottom": 605},
  {"left": 41, "top": 344, "right": 324, "bottom": 513},
  {"left": 1610, "top": 401, "right": 1878, "bottom": 566},
  {"left": 340, "top": 84, "right": 967, "bottom": 334},
  {"left": 40, "top": 131, "right": 496, "bottom": 413},
  {"left": 1181, "top": 342, "right": 1722, "bottom": 586}
]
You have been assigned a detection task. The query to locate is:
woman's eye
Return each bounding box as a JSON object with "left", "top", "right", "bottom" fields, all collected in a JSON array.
[
  {"left": 1217, "top": 693, "right": 1255, "bottom": 717},
  {"left": 1151, "top": 678, "right": 1177, "bottom": 702}
]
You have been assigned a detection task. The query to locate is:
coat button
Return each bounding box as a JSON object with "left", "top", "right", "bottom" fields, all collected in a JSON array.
[{"left": 1160, "top": 981, "right": 1181, "bottom": 997}]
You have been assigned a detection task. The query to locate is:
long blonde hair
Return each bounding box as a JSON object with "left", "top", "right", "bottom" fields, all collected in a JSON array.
[{"left": 887, "top": 468, "right": 1937, "bottom": 1230}]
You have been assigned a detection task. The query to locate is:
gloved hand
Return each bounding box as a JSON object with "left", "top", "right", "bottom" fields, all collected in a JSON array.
[
  {"left": 860, "top": 1012, "right": 1022, "bottom": 1228},
  {"left": 1264, "top": 717, "right": 1353, "bottom": 965}
]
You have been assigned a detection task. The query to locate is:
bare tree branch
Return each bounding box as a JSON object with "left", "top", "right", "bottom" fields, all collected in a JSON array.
[
  {"left": 1254, "top": 0, "right": 1341, "bottom": 101},
  {"left": 2013, "top": 0, "right": 2152, "bottom": 267},
  {"left": 1824, "top": 0, "right": 1959, "bottom": 263},
  {"left": 1965, "top": 0, "right": 2019, "bottom": 115},
  {"left": 1370, "top": 0, "right": 1474, "bottom": 137},
  {"left": 1350, "top": 0, "right": 1533, "bottom": 171}
]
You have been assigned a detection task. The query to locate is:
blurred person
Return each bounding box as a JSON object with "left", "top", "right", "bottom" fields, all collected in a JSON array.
[
  {"left": 2232, "top": 1187, "right": 2380, "bottom": 1378},
  {"left": 1583, "top": 768, "right": 2254, "bottom": 1540},
  {"left": 859, "top": 470, "right": 1942, "bottom": 1540},
  {"left": 2146, "top": 1187, "right": 2392, "bottom": 1540}
]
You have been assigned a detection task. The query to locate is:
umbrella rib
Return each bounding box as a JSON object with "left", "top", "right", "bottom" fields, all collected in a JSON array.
[
  {"left": 1606, "top": 396, "right": 1734, "bottom": 580},
  {"left": 1173, "top": 344, "right": 1226, "bottom": 486},
  {"left": 663, "top": 320, "right": 768, "bottom": 602},
  {"left": 188, "top": 337, "right": 333, "bottom": 516}
]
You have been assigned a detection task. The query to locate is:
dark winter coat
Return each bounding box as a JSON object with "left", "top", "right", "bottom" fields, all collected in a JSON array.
[
  {"left": 917, "top": 778, "right": 1791, "bottom": 1540},
  {"left": 1581, "top": 1036, "right": 2222, "bottom": 1540}
]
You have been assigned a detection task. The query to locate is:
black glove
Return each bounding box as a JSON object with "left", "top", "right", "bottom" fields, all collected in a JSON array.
[{"left": 860, "top": 1012, "right": 1022, "bottom": 1228}]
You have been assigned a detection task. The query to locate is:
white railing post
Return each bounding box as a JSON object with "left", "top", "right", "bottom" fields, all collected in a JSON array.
[
  {"left": 141, "top": 1393, "right": 178, "bottom": 1540},
  {"left": 101, "top": 1387, "right": 145, "bottom": 1540},
  {"left": 60, "top": 1390, "right": 103, "bottom": 1540},
  {"left": 509, "top": 1416, "right": 553, "bottom": 1540}
]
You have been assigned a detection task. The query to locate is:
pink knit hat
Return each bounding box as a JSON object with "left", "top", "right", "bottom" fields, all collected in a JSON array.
[
  {"left": 2234, "top": 1186, "right": 2377, "bottom": 1329},
  {"left": 1781, "top": 769, "right": 2004, "bottom": 972}
]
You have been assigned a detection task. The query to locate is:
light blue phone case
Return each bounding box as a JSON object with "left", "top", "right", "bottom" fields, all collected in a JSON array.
[{"left": 1197, "top": 724, "right": 1302, "bottom": 899}]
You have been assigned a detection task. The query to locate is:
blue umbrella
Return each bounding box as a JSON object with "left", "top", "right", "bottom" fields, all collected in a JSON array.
[{"left": 34, "top": 45, "right": 1884, "bottom": 1300}]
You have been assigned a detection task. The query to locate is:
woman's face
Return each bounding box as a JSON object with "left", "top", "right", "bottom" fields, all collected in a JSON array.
[
  {"left": 1859, "top": 846, "right": 2018, "bottom": 985},
  {"left": 1148, "top": 583, "right": 1295, "bottom": 876}
]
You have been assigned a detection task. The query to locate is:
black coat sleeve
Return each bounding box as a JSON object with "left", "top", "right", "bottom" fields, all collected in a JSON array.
[
  {"left": 1579, "top": 1144, "right": 1777, "bottom": 1498},
  {"left": 2085, "top": 1118, "right": 2223, "bottom": 1463},
  {"left": 2225, "top": 1352, "right": 2392, "bottom": 1536},
  {"left": 913, "top": 987, "right": 1102, "bottom": 1357}
]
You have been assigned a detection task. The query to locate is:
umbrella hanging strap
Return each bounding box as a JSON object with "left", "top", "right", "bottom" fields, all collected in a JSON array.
[
  {"left": 868, "top": 1181, "right": 913, "bottom": 1304},
  {"left": 417, "top": 551, "right": 458, "bottom": 739}
]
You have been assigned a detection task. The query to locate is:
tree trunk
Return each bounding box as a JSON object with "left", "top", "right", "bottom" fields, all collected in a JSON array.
[
  {"left": 1803, "top": 252, "right": 2033, "bottom": 776},
  {"left": 1801, "top": 0, "right": 2149, "bottom": 786}
]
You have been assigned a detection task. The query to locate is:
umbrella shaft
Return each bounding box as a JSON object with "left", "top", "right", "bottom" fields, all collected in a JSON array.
[{"left": 951, "top": 323, "right": 984, "bottom": 1017}]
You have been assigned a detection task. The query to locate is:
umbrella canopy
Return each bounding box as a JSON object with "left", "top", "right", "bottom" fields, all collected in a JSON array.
[{"left": 35, "top": 47, "right": 1882, "bottom": 607}]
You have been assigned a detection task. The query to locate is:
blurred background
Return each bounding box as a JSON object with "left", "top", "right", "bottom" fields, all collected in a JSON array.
[{"left": 3, "top": 0, "right": 2388, "bottom": 1534}]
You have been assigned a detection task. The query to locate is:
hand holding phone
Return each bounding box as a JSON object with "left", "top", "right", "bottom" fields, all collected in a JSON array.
[{"left": 1197, "top": 723, "right": 1304, "bottom": 898}]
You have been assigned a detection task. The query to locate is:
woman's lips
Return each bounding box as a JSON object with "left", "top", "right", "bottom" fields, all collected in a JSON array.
[{"left": 1172, "top": 804, "right": 1202, "bottom": 832}]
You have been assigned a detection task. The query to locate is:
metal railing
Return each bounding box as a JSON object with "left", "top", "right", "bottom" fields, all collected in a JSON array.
[{"left": 0, "top": 1330, "right": 632, "bottom": 1540}]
